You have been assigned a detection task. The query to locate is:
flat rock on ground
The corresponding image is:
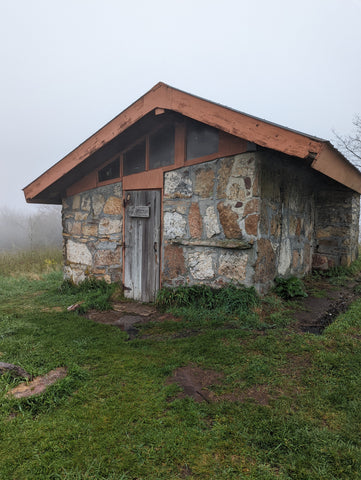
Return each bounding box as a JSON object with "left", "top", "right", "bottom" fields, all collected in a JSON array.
[{"left": 7, "top": 367, "right": 67, "bottom": 399}]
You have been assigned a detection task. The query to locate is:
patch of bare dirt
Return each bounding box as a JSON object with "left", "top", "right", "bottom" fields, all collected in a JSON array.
[
  {"left": 166, "top": 364, "right": 224, "bottom": 403},
  {"left": 86, "top": 303, "right": 180, "bottom": 339},
  {"left": 292, "top": 280, "right": 359, "bottom": 334},
  {"left": 7, "top": 367, "right": 67, "bottom": 399},
  {"left": 166, "top": 364, "right": 278, "bottom": 405}
]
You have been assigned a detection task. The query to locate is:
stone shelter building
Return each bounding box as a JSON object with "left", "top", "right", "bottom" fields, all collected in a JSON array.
[{"left": 24, "top": 83, "right": 361, "bottom": 301}]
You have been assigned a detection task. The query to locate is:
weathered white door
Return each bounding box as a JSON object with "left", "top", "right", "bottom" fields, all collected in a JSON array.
[{"left": 124, "top": 190, "right": 161, "bottom": 302}]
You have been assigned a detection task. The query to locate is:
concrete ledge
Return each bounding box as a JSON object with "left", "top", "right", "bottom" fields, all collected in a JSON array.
[{"left": 169, "top": 239, "right": 253, "bottom": 249}]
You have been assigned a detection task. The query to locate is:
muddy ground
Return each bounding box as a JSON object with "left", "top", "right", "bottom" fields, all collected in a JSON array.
[{"left": 85, "top": 276, "right": 361, "bottom": 405}]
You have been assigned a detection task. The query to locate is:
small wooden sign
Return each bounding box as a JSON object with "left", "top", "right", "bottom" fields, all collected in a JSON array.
[{"left": 128, "top": 206, "right": 150, "bottom": 218}]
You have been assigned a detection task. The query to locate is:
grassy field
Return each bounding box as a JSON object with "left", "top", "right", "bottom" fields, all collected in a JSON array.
[{"left": 1, "top": 250, "right": 361, "bottom": 479}]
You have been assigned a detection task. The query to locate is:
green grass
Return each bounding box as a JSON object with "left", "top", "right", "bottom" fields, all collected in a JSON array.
[{"left": 1, "top": 254, "right": 361, "bottom": 478}]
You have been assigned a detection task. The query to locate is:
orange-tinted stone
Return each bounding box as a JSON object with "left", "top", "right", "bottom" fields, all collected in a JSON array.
[
  {"left": 163, "top": 245, "right": 186, "bottom": 281},
  {"left": 189, "top": 203, "right": 202, "bottom": 238},
  {"left": 217, "top": 203, "right": 243, "bottom": 239},
  {"left": 245, "top": 214, "right": 259, "bottom": 236}
]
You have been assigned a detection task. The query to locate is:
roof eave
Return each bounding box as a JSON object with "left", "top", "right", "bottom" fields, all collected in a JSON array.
[
  {"left": 311, "top": 142, "right": 361, "bottom": 194},
  {"left": 23, "top": 82, "right": 361, "bottom": 203}
]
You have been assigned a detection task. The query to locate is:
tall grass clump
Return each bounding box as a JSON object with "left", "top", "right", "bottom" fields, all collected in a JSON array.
[
  {"left": 0, "top": 247, "right": 62, "bottom": 277},
  {"left": 156, "top": 283, "right": 259, "bottom": 316},
  {"left": 59, "top": 278, "right": 119, "bottom": 313}
]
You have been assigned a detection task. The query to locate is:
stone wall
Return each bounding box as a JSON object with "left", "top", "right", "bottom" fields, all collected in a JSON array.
[
  {"left": 62, "top": 183, "right": 123, "bottom": 284},
  {"left": 60, "top": 150, "right": 360, "bottom": 294},
  {"left": 256, "top": 150, "right": 360, "bottom": 290},
  {"left": 162, "top": 150, "right": 360, "bottom": 293},
  {"left": 162, "top": 153, "right": 260, "bottom": 288},
  {"left": 256, "top": 152, "right": 316, "bottom": 291},
  {"left": 314, "top": 183, "right": 360, "bottom": 269}
]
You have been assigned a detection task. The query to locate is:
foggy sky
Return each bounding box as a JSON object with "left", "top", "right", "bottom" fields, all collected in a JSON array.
[{"left": 1, "top": 0, "right": 361, "bottom": 211}]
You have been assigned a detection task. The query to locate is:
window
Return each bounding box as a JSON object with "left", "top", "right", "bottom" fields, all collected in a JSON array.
[
  {"left": 186, "top": 121, "right": 219, "bottom": 161},
  {"left": 98, "top": 157, "right": 120, "bottom": 182},
  {"left": 123, "top": 140, "right": 146, "bottom": 176},
  {"left": 149, "top": 125, "right": 175, "bottom": 170}
]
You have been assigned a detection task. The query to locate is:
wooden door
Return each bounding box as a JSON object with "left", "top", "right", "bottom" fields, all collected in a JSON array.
[{"left": 124, "top": 190, "right": 161, "bottom": 302}]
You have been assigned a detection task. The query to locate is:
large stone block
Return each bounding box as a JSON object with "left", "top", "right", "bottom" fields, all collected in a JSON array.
[
  {"left": 189, "top": 203, "right": 202, "bottom": 238},
  {"left": 194, "top": 166, "right": 215, "bottom": 198},
  {"left": 99, "top": 218, "right": 122, "bottom": 235},
  {"left": 163, "top": 244, "right": 186, "bottom": 281},
  {"left": 204, "top": 206, "right": 221, "bottom": 238},
  {"left": 66, "top": 240, "right": 92, "bottom": 266},
  {"left": 188, "top": 251, "right": 214, "bottom": 280},
  {"left": 217, "top": 203, "right": 243, "bottom": 239},
  {"left": 164, "top": 170, "right": 192, "bottom": 198},
  {"left": 163, "top": 212, "right": 187, "bottom": 239},
  {"left": 81, "top": 195, "right": 91, "bottom": 211},
  {"left": 103, "top": 196, "right": 122, "bottom": 215},
  {"left": 218, "top": 252, "right": 247, "bottom": 282},
  {"left": 245, "top": 214, "right": 259, "bottom": 236},
  {"left": 94, "top": 248, "right": 121, "bottom": 267},
  {"left": 72, "top": 195, "right": 81, "bottom": 210},
  {"left": 91, "top": 193, "right": 105, "bottom": 216}
]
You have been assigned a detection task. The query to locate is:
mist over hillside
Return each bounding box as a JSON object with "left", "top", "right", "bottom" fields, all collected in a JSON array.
[{"left": 0, "top": 206, "right": 62, "bottom": 251}]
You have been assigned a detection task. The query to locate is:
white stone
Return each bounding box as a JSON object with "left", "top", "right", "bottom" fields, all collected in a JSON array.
[
  {"left": 163, "top": 212, "right": 187, "bottom": 239},
  {"left": 278, "top": 238, "right": 291, "bottom": 275},
  {"left": 164, "top": 170, "right": 192, "bottom": 198},
  {"left": 66, "top": 240, "right": 92, "bottom": 266},
  {"left": 218, "top": 252, "right": 247, "bottom": 282},
  {"left": 188, "top": 251, "right": 214, "bottom": 279},
  {"left": 92, "top": 193, "right": 105, "bottom": 216},
  {"left": 204, "top": 206, "right": 221, "bottom": 238},
  {"left": 99, "top": 218, "right": 122, "bottom": 235},
  {"left": 72, "top": 195, "right": 81, "bottom": 210},
  {"left": 81, "top": 195, "right": 91, "bottom": 211},
  {"left": 64, "top": 265, "right": 86, "bottom": 284}
]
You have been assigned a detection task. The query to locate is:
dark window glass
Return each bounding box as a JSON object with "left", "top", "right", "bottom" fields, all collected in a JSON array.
[
  {"left": 186, "top": 121, "right": 219, "bottom": 161},
  {"left": 149, "top": 125, "right": 175, "bottom": 170},
  {"left": 98, "top": 158, "right": 120, "bottom": 182},
  {"left": 123, "top": 140, "right": 146, "bottom": 176}
]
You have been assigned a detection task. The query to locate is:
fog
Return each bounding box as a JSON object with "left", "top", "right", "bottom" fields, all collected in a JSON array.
[
  {"left": 0, "top": 206, "right": 62, "bottom": 251},
  {"left": 1, "top": 0, "right": 361, "bottom": 215}
]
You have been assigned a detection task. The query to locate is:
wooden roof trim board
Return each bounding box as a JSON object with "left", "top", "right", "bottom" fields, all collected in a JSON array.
[{"left": 23, "top": 82, "right": 361, "bottom": 201}]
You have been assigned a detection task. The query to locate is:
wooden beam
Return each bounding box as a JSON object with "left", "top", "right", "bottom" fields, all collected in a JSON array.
[
  {"left": 24, "top": 82, "right": 361, "bottom": 202},
  {"left": 311, "top": 143, "right": 361, "bottom": 194}
]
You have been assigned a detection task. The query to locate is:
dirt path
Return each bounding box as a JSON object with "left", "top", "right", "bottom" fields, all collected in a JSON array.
[{"left": 292, "top": 277, "right": 360, "bottom": 334}]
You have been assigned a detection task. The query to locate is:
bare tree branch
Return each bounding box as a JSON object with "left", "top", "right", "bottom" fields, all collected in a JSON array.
[{"left": 333, "top": 115, "right": 361, "bottom": 167}]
